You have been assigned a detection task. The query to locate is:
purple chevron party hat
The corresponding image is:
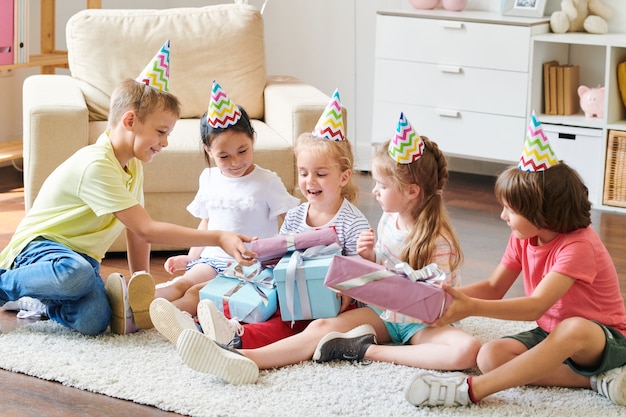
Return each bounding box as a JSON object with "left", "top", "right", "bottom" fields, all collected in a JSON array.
[
  {"left": 207, "top": 80, "right": 242, "bottom": 128},
  {"left": 312, "top": 89, "right": 345, "bottom": 141},
  {"left": 136, "top": 40, "right": 170, "bottom": 92},
  {"left": 388, "top": 112, "right": 424, "bottom": 164},
  {"left": 518, "top": 111, "right": 559, "bottom": 172}
]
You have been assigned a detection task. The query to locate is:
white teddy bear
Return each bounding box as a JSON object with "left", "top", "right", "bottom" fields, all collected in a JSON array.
[{"left": 550, "top": 0, "right": 613, "bottom": 34}]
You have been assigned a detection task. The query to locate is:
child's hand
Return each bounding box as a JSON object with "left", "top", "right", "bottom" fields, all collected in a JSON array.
[
  {"left": 427, "top": 284, "right": 472, "bottom": 327},
  {"left": 164, "top": 255, "right": 191, "bottom": 274},
  {"left": 219, "top": 232, "right": 258, "bottom": 266},
  {"left": 356, "top": 228, "right": 376, "bottom": 262},
  {"left": 338, "top": 293, "right": 355, "bottom": 313}
]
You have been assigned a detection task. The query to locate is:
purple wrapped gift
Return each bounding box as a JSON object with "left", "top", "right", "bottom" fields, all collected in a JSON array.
[
  {"left": 249, "top": 228, "right": 340, "bottom": 263},
  {"left": 323, "top": 256, "right": 451, "bottom": 323}
]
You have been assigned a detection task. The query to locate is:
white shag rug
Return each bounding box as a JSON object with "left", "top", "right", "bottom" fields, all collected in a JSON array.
[{"left": 0, "top": 317, "right": 623, "bottom": 417}]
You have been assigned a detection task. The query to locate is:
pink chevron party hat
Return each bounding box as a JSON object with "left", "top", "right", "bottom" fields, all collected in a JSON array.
[
  {"left": 136, "top": 40, "right": 170, "bottom": 92},
  {"left": 207, "top": 80, "right": 242, "bottom": 128},
  {"left": 518, "top": 111, "right": 559, "bottom": 172},
  {"left": 388, "top": 112, "right": 424, "bottom": 164},
  {"left": 312, "top": 89, "right": 345, "bottom": 141}
]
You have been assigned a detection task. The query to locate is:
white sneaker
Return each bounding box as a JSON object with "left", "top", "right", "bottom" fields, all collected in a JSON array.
[
  {"left": 3, "top": 296, "right": 47, "bottom": 319},
  {"left": 149, "top": 298, "right": 199, "bottom": 344},
  {"left": 405, "top": 371, "right": 471, "bottom": 407},
  {"left": 592, "top": 365, "right": 626, "bottom": 406},
  {"left": 196, "top": 299, "right": 244, "bottom": 345},
  {"left": 177, "top": 328, "right": 259, "bottom": 385}
]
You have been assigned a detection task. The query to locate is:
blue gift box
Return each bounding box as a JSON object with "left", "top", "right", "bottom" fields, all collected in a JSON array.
[
  {"left": 273, "top": 248, "right": 341, "bottom": 321},
  {"left": 199, "top": 266, "right": 277, "bottom": 324}
]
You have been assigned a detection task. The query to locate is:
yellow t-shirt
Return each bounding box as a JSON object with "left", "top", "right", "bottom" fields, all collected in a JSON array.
[{"left": 0, "top": 133, "right": 144, "bottom": 268}]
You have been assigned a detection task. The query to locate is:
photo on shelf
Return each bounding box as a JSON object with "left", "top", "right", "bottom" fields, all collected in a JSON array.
[{"left": 500, "top": 0, "right": 547, "bottom": 17}]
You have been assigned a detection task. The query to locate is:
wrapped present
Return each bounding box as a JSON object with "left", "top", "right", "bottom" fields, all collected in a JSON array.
[
  {"left": 249, "top": 228, "right": 340, "bottom": 263},
  {"left": 274, "top": 244, "right": 342, "bottom": 323},
  {"left": 199, "top": 264, "right": 277, "bottom": 324},
  {"left": 324, "top": 256, "right": 451, "bottom": 323}
]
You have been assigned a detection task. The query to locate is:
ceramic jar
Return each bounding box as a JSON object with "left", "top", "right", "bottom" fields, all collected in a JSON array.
[
  {"left": 408, "top": 0, "right": 440, "bottom": 9},
  {"left": 442, "top": 0, "right": 468, "bottom": 11}
]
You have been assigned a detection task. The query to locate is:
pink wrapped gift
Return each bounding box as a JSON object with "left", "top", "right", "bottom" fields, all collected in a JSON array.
[
  {"left": 249, "top": 228, "right": 340, "bottom": 263},
  {"left": 323, "top": 256, "right": 451, "bottom": 323}
]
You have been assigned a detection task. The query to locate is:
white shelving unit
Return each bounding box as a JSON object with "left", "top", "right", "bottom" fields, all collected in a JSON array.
[
  {"left": 530, "top": 32, "right": 626, "bottom": 211},
  {"left": 372, "top": 9, "right": 549, "bottom": 164}
]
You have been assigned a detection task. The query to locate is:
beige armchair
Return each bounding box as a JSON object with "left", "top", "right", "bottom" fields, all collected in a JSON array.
[{"left": 22, "top": 4, "right": 333, "bottom": 252}]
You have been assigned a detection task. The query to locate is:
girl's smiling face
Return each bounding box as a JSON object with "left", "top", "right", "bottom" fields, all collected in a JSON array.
[
  {"left": 297, "top": 150, "right": 349, "bottom": 207},
  {"left": 207, "top": 130, "right": 255, "bottom": 178}
]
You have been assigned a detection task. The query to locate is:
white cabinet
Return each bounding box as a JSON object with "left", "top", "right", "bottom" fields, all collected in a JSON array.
[
  {"left": 372, "top": 10, "right": 549, "bottom": 163},
  {"left": 530, "top": 33, "right": 626, "bottom": 210}
]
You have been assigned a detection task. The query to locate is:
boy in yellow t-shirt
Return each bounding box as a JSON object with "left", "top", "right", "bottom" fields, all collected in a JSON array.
[{"left": 0, "top": 41, "right": 256, "bottom": 335}]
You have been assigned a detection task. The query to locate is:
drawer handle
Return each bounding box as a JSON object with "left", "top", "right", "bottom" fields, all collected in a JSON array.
[
  {"left": 435, "top": 109, "right": 460, "bottom": 118},
  {"left": 442, "top": 21, "right": 464, "bottom": 30},
  {"left": 438, "top": 65, "right": 462, "bottom": 74},
  {"left": 559, "top": 133, "right": 576, "bottom": 140}
]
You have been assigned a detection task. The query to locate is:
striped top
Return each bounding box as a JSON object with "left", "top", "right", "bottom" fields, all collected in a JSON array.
[{"left": 279, "top": 199, "right": 371, "bottom": 256}]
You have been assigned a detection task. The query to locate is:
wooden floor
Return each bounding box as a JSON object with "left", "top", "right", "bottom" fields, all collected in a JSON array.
[{"left": 1, "top": 164, "right": 625, "bottom": 416}]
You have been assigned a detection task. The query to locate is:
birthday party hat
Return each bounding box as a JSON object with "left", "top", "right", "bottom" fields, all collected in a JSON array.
[
  {"left": 207, "top": 80, "right": 242, "bottom": 128},
  {"left": 388, "top": 112, "right": 424, "bottom": 164},
  {"left": 518, "top": 111, "right": 558, "bottom": 172},
  {"left": 135, "top": 40, "right": 170, "bottom": 92},
  {"left": 312, "top": 89, "right": 345, "bottom": 141}
]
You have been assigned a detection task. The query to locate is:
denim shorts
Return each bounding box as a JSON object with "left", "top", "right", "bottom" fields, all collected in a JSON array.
[{"left": 504, "top": 322, "right": 626, "bottom": 376}]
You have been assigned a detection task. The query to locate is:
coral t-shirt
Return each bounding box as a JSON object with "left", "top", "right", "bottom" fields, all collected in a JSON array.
[{"left": 501, "top": 227, "right": 626, "bottom": 336}]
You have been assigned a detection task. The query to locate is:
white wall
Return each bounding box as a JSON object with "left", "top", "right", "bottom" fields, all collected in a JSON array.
[{"left": 2, "top": 0, "right": 626, "bottom": 170}]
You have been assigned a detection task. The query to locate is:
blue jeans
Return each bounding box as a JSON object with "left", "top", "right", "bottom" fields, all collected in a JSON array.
[{"left": 0, "top": 238, "right": 111, "bottom": 335}]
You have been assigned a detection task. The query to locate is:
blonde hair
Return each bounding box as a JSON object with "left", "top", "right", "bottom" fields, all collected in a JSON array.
[
  {"left": 108, "top": 78, "right": 181, "bottom": 130},
  {"left": 372, "top": 139, "right": 462, "bottom": 271},
  {"left": 294, "top": 133, "right": 359, "bottom": 204}
]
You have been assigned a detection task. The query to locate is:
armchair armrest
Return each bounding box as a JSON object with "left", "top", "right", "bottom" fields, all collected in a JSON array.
[
  {"left": 263, "top": 75, "right": 330, "bottom": 146},
  {"left": 23, "top": 75, "right": 89, "bottom": 210}
]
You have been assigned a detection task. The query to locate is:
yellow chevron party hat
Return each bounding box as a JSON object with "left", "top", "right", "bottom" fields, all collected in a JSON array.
[
  {"left": 518, "top": 111, "right": 559, "bottom": 172},
  {"left": 207, "top": 80, "right": 242, "bottom": 128},
  {"left": 388, "top": 112, "right": 424, "bottom": 164},
  {"left": 312, "top": 89, "right": 345, "bottom": 141},
  {"left": 136, "top": 40, "right": 170, "bottom": 92}
]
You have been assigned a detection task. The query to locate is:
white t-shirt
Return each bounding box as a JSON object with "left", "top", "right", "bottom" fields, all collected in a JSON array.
[{"left": 187, "top": 165, "right": 299, "bottom": 261}]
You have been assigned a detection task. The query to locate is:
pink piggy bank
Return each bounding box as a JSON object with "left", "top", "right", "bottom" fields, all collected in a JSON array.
[{"left": 578, "top": 85, "right": 605, "bottom": 118}]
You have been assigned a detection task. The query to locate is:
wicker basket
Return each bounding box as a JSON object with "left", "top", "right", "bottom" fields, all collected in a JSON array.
[{"left": 604, "top": 130, "right": 626, "bottom": 208}]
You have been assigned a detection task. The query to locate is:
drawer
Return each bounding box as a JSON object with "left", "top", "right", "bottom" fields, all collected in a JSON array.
[
  {"left": 374, "top": 59, "right": 528, "bottom": 117},
  {"left": 375, "top": 14, "right": 531, "bottom": 72},
  {"left": 542, "top": 124, "right": 604, "bottom": 206},
  {"left": 371, "top": 102, "right": 523, "bottom": 163}
]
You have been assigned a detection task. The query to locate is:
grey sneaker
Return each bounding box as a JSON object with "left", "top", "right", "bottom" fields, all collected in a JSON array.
[
  {"left": 149, "top": 298, "right": 199, "bottom": 344},
  {"left": 176, "top": 328, "right": 259, "bottom": 385},
  {"left": 312, "top": 324, "right": 376, "bottom": 363},
  {"left": 3, "top": 296, "right": 47, "bottom": 319},
  {"left": 591, "top": 365, "right": 626, "bottom": 406},
  {"left": 405, "top": 371, "right": 471, "bottom": 407},
  {"left": 197, "top": 299, "right": 244, "bottom": 345}
]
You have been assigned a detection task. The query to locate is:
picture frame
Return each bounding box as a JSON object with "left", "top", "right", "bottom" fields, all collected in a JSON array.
[{"left": 500, "top": 0, "right": 547, "bottom": 18}]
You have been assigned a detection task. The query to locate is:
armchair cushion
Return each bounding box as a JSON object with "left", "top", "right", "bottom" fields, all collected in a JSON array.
[{"left": 66, "top": 4, "right": 266, "bottom": 121}]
